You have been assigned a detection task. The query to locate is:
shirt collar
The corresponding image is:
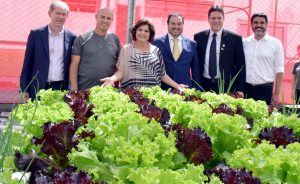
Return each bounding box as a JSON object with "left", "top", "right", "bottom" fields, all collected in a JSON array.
[
  {"left": 48, "top": 25, "right": 64, "bottom": 36},
  {"left": 263, "top": 33, "right": 270, "bottom": 40},
  {"left": 249, "top": 33, "right": 270, "bottom": 41},
  {"left": 168, "top": 33, "right": 182, "bottom": 41},
  {"left": 209, "top": 29, "right": 223, "bottom": 38}
]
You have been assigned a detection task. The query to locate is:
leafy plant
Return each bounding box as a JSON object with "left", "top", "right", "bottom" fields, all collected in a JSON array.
[
  {"left": 64, "top": 90, "right": 94, "bottom": 124},
  {"left": 4, "top": 86, "right": 300, "bottom": 183},
  {"left": 258, "top": 126, "right": 300, "bottom": 147},
  {"left": 172, "top": 124, "right": 213, "bottom": 164},
  {"left": 205, "top": 167, "right": 261, "bottom": 184},
  {"left": 229, "top": 142, "right": 300, "bottom": 184}
]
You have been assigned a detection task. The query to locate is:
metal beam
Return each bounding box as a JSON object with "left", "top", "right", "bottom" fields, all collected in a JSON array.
[{"left": 126, "top": 0, "right": 136, "bottom": 44}]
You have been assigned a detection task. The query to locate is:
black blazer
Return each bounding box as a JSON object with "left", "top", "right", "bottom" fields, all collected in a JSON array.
[
  {"left": 194, "top": 29, "right": 245, "bottom": 92},
  {"left": 20, "top": 26, "right": 76, "bottom": 98}
]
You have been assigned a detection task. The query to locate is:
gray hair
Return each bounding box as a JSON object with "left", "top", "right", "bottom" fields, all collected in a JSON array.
[{"left": 49, "top": 0, "right": 69, "bottom": 12}]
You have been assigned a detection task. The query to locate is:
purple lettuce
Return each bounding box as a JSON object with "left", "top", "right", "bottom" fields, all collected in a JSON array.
[
  {"left": 15, "top": 151, "right": 52, "bottom": 172},
  {"left": 227, "top": 92, "right": 244, "bottom": 99},
  {"left": 169, "top": 89, "right": 185, "bottom": 96},
  {"left": 212, "top": 103, "right": 235, "bottom": 116},
  {"left": 172, "top": 124, "right": 213, "bottom": 164},
  {"left": 31, "top": 121, "right": 95, "bottom": 168},
  {"left": 184, "top": 95, "right": 206, "bottom": 104},
  {"left": 140, "top": 105, "right": 171, "bottom": 134},
  {"left": 205, "top": 167, "right": 261, "bottom": 184},
  {"left": 64, "top": 90, "right": 94, "bottom": 124},
  {"left": 34, "top": 167, "right": 104, "bottom": 184},
  {"left": 31, "top": 121, "right": 78, "bottom": 168},
  {"left": 122, "top": 86, "right": 154, "bottom": 106},
  {"left": 258, "top": 126, "right": 300, "bottom": 147}
]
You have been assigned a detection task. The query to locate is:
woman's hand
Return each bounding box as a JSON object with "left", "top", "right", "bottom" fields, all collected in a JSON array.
[
  {"left": 177, "top": 84, "right": 188, "bottom": 91},
  {"left": 20, "top": 92, "right": 29, "bottom": 103},
  {"left": 100, "top": 76, "right": 116, "bottom": 87}
]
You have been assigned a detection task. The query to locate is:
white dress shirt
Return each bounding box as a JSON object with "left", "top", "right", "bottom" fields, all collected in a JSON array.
[
  {"left": 243, "top": 33, "right": 284, "bottom": 85},
  {"left": 168, "top": 33, "right": 183, "bottom": 54},
  {"left": 203, "top": 29, "right": 222, "bottom": 79},
  {"left": 48, "top": 25, "right": 64, "bottom": 82}
]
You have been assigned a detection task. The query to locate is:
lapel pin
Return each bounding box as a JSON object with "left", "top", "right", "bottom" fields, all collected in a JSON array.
[{"left": 221, "top": 44, "right": 225, "bottom": 50}]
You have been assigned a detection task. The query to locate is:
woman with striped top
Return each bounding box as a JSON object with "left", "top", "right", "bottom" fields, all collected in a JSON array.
[{"left": 101, "top": 19, "right": 186, "bottom": 90}]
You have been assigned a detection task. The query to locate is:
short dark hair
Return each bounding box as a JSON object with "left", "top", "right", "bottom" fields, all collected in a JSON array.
[
  {"left": 131, "top": 19, "right": 155, "bottom": 42},
  {"left": 208, "top": 5, "right": 224, "bottom": 17},
  {"left": 251, "top": 13, "right": 268, "bottom": 24},
  {"left": 167, "top": 13, "right": 184, "bottom": 24}
]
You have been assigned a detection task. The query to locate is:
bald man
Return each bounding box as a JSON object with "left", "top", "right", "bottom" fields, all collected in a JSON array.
[{"left": 69, "top": 7, "right": 121, "bottom": 90}]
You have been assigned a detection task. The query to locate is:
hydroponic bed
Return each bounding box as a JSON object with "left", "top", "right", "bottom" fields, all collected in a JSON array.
[{"left": 1, "top": 86, "right": 299, "bottom": 184}]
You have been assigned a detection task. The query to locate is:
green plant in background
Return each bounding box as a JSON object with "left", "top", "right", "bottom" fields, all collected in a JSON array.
[{"left": 218, "top": 67, "right": 244, "bottom": 94}]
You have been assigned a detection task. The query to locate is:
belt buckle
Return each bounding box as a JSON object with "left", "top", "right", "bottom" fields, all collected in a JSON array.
[{"left": 211, "top": 78, "right": 218, "bottom": 83}]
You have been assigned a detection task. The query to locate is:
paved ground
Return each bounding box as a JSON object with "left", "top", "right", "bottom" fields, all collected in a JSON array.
[
  {"left": 0, "top": 111, "right": 12, "bottom": 129},
  {"left": 0, "top": 90, "right": 21, "bottom": 129},
  {"left": 0, "top": 110, "right": 21, "bottom": 130}
]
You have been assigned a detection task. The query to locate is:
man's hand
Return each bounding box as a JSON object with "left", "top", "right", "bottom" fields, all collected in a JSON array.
[
  {"left": 292, "top": 92, "right": 296, "bottom": 103},
  {"left": 20, "top": 92, "right": 29, "bottom": 103},
  {"left": 235, "top": 91, "right": 244, "bottom": 98},
  {"left": 272, "top": 94, "right": 280, "bottom": 105},
  {"left": 70, "top": 86, "right": 78, "bottom": 91}
]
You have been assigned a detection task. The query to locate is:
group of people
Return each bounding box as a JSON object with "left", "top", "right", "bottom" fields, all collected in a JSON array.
[{"left": 20, "top": 0, "right": 287, "bottom": 105}]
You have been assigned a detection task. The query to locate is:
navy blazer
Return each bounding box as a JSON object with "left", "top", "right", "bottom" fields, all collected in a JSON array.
[
  {"left": 20, "top": 25, "right": 76, "bottom": 99},
  {"left": 153, "top": 34, "right": 200, "bottom": 90},
  {"left": 194, "top": 29, "right": 246, "bottom": 92}
]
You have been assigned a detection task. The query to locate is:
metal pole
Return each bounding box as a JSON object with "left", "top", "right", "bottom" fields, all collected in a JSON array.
[
  {"left": 247, "top": 0, "right": 252, "bottom": 36},
  {"left": 273, "top": 0, "right": 278, "bottom": 37},
  {"left": 126, "top": 0, "right": 136, "bottom": 44}
]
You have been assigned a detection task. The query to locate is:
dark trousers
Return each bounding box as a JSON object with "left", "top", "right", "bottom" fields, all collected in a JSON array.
[
  {"left": 45, "top": 81, "right": 64, "bottom": 90},
  {"left": 295, "top": 89, "right": 300, "bottom": 104},
  {"left": 201, "top": 77, "right": 219, "bottom": 93},
  {"left": 245, "top": 82, "right": 273, "bottom": 105}
]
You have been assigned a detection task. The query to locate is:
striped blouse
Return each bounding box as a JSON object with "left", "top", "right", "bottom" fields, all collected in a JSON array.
[{"left": 117, "top": 43, "right": 166, "bottom": 88}]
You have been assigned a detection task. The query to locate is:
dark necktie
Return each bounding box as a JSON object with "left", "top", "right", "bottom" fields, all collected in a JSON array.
[{"left": 209, "top": 33, "right": 217, "bottom": 79}]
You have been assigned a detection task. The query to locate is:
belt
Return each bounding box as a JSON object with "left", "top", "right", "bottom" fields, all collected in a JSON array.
[
  {"left": 46, "top": 80, "right": 64, "bottom": 85},
  {"left": 204, "top": 77, "right": 219, "bottom": 84},
  {"left": 246, "top": 82, "right": 273, "bottom": 87}
]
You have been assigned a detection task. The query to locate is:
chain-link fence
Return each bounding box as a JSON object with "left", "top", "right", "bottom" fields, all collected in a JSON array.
[{"left": 0, "top": 0, "right": 299, "bottom": 104}]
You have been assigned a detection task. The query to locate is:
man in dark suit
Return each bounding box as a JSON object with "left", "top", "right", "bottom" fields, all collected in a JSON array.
[
  {"left": 194, "top": 6, "right": 245, "bottom": 96},
  {"left": 20, "top": 0, "right": 76, "bottom": 100},
  {"left": 153, "top": 13, "right": 200, "bottom": 90}
]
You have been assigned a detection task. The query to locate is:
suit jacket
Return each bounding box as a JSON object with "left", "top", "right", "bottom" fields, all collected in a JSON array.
[
  {"left": 20, "top": 25, "right": 76, "bottom": 99},
  {"left": 153, "top": 34, "right": 200, "bottom": 90},
  {"left": 194, "top": 29, "right": 246, "bottom": 92}
]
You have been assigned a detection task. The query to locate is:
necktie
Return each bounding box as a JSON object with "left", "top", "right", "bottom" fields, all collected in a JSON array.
[
  {"left": 209, "top": 33, "right": 217, "bottom": 79},
  {"left": 172, "top": 38, "right": 180, "bottom": 61}
]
